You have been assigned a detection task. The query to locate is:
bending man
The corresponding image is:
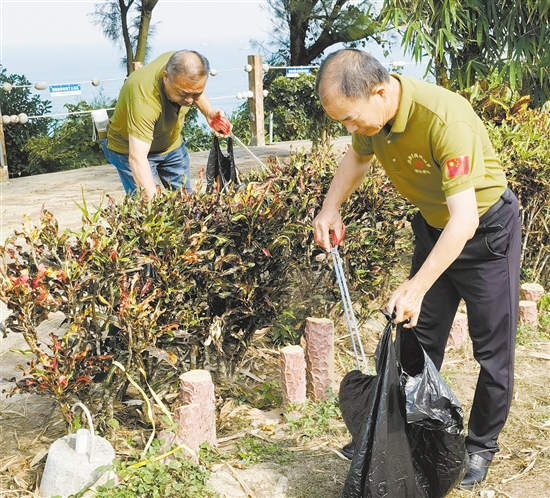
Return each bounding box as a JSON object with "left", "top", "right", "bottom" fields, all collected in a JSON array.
[
  {"left": 313, "top": 49, "right": 520, "bottom": 490},
  {"left": 101, "top": 50, "right": 231, "bottom": 200}
]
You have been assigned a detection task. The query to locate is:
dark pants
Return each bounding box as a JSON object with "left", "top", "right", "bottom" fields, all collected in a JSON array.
[{"left": 410, "top": 188, "right": 521, "bottom": 460}]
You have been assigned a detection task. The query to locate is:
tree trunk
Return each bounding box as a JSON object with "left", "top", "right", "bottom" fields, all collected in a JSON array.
[
  {"left": 118, "top": 0, "right": 135, "bottom": 75},
  {"left": 134, "top": 0, "right": 159, "bottom": 64}
]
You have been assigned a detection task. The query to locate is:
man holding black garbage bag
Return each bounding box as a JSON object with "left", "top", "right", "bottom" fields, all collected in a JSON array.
[
  {"left": 100, "top": 49, "right": 231, "bottom": 200},
  {"left": 312, "top": 48, "right": 521, "bottom": 490}
]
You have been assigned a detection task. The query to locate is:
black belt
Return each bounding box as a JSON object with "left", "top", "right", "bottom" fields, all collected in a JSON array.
[{"left": 475, "top": 188, "right": 512, "bottom": 235}]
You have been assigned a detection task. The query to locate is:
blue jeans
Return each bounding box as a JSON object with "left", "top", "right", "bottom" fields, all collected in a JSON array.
[{"left": 100, "top": 139, "right": 193, "bottom": 194}]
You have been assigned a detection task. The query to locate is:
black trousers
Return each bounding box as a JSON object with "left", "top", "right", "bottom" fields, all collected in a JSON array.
[{"left": 410, "top": 188, "right": 521, "bottom": 459}]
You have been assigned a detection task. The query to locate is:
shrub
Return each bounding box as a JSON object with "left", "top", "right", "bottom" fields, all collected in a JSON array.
[
  {"left": 0, "top": 147, "right": 409, "bottom": 425},
  {"left": 0, "top": 66, "right": 51, "bottom": 177},
  {"left": 23, "top": 101, "right": 108, "bottom": 175},
  {"left": 485, "top": 107, "right": 550, "bottom": 288},
  {"left": 263, "top": 72, "right": 346, "bottom": 145}
]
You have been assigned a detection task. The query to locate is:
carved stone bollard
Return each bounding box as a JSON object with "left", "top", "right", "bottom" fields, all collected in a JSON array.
[
  {"left": 280, "top": 345, "right": 307, "bottom": 408},
  {"left": 304, "top": 317, "right": 334, "bottom": 401},
  {"left": 520, "top": 283, "right": 545, "bottom": 303},
  {"left": 519, "top": 300, "right": 538, "bottom": 326},
  {"left": 447, "top": 312, "right": 468, "bottom": 348},
  {"left": 175, "top": 369, "right": 217, "bottom": 455}
]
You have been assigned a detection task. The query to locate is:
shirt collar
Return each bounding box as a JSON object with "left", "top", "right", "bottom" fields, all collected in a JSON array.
[{"left": 388, "top": 74, "right": 412, "bottom": 134}]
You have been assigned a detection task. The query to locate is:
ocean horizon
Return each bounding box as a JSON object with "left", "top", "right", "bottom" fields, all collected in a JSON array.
[{"left": 1, "top": 39, "right": 428, "bottom": 124}]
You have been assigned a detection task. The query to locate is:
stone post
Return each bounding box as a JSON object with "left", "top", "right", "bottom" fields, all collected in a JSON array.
[
  {"left": 280, "top": 345, "right": 307, "bottom": 408},
  {"left": 520, "top": 283, "right": 545, "bottom": 303},
  {"left": 304, "top": 317, "right": 334, "bottom": 401},
  {"left": 447, "top": 312, "right": 468, "bottom": 348},
  {"left": 176, "top": 369, "right": 217, "bottom": 453},
  {"left": 519, "top": 300, "right": 538, "bottom": 326}
]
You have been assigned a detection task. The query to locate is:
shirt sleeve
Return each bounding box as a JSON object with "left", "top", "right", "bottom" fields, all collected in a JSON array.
[
  {"left": 434, "top": 120, "right": 486, "bottom": 197},
  {"left": 126, "top": 97, "right": 159, "bottom": 145},
  {"left": 352, "top": 132, "right": 374, "bottom": 157}
]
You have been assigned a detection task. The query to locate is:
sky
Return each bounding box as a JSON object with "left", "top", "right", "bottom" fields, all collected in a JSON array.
[{"left": 0, "top": 0, "right": 272, "bottom": 55}]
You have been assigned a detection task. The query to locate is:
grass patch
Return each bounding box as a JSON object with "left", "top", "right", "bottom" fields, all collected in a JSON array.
[{"left": 236, "top": 436, "right": 296, "bottom": 466}]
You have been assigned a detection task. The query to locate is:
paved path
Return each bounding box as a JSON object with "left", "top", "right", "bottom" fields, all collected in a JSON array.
[{"left": 0, "top": 137, "right": 350, "bottom": 238}]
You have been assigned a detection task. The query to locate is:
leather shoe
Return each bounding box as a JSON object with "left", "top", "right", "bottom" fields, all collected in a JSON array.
[
  {"left": 460, "top": 454, "right": 492, "bottom": 490},
  {"left": 340, "top": 441, "right": 354, "bottom": 460}
]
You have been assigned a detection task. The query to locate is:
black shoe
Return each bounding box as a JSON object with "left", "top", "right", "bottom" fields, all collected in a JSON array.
[
  {"left": 459, "top": 454, "right": 492, "bottom": 490},
  {"left": 340, "top": 441, "right": 354, "bottom": 460}
]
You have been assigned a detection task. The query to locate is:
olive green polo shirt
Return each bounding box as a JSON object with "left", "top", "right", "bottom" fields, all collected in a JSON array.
[
  {"left": 352, "top": 75, "right": 506, "bottom": 228},
  {"left": 107, "top": 51, "right": 190, "bottom": 155}
]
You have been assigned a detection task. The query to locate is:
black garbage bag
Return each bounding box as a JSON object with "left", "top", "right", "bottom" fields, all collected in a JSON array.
[
  {"left": 206, "top": 136, "right": 239, "bottom": 193},
  {"left": 396, "top": 326, "right": 468, "bottom": 497},
  {"left": 339, "top": 318, "right": 468, "bottom": 498}
]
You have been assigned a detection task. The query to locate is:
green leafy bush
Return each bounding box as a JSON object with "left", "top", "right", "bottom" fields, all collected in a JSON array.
[
  {"left": 93, "top": 439, "right": 218, "bottom": 498},
  {"left": 485, "top": 107, "right": 550, "bottom": 287},
  {"left": 0, "top": 66, "right": 51, "bottom": 177},
  {"left": 0, "top": 147, "right": 409, "bottom": 424},
  {"left": 23, "top": 101, "right": 107, "bottom": 175},
  {"left": 263, "top": 72, "right": 346, "bottom": 145}
]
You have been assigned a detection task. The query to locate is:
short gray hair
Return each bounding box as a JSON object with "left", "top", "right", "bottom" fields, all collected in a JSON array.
[
  {"left": 316, "top": 49, "right": 390, "bottom": 101},
  {"left": 166, "top": 50, "right": 210, "bottom": 82}
]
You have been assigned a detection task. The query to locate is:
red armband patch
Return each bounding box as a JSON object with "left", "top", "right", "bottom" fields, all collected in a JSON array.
[{"left": 445, "top": 156, "right": 470, "bottom": 178}]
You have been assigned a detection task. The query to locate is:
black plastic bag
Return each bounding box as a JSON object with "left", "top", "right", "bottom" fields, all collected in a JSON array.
[
  {"left": 396, "top": 327, "right": 468, "bottom": 497},
  {"left": 206, "top": 136, "right": 239, "bottom": 193},
  {"left": 339, "top": 319, "right": 468, "bottom": 498}
]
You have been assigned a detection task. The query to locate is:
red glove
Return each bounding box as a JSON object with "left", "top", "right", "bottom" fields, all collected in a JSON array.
[{"left": 209, "top": 114, "right": 232, "bottom": 135}]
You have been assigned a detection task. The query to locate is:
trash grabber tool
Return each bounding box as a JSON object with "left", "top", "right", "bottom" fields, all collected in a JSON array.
[{"left": 329, "top": 225, "right": 369, "bottom": 373}]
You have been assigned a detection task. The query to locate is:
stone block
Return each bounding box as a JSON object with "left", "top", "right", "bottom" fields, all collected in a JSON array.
[
  {"left": 304, "top": 317, "right": 334, "bottom": 401},
  {"left": 280, "top": 345, "right": 307, "bottom": 407},
  {"left": 177, "top": 369, "right": 217, "bottom": 452},
  {"left": 447, "top": 312, "right": 468, "bottom": 348},
  {"left": 520, "top": 283, "right": 545, "bottom": 303},
  {"left": 519, "top": 300, "right": 538, "bottom": 325}
]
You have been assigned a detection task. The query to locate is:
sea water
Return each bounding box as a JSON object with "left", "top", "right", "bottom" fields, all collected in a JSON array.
[{"left": 0, "top": 39, "right": 427, "bottom": 123}]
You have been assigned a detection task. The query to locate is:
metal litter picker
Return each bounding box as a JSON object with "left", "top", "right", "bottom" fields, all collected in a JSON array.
[{"left": 330, "top": 226, "right": 369, "bottom": 373}]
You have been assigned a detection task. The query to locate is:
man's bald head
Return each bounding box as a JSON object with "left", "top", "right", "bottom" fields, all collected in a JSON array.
[
  {"left": 316, "top": 49, "right": 390, "bottom": 104},
  {"left": 166, "top": 50, "right": 210, "bottom": 83}
]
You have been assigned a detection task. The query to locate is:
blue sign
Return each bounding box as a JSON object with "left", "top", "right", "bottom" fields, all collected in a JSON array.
[
  {"left": 285, "top": 67, "right": 311, "bottom": 78},
  {"left": 49, "top": 84, "right": 82, "bottom": 97}
]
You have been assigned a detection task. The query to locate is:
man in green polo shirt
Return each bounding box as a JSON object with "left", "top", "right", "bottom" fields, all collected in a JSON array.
[
  {"left": 313, "top": 49, "right": 521, "bottom": 490},
  {"left": 101, "top": 50, "right": 231, "bottom": 200}
]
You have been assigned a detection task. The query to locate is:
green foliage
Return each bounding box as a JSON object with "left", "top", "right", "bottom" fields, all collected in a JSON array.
[
  {"left": 260, "top": 0, "right": 385, "bottom": 65},
  {"left": 0, "top": 66, "right": 51, "bottom": 177},
  {"left": 92, "top": 439, "right": 218, "bottom": 498},
  {"left": 182, "top": 106, "right": 213, "bottom": 152},
  {"left": 381, "top": 0, "right": 550, "bottom": 101},
  {"left": 538, "top": 293, "right": 550, "bottom": 339},
  {"left": 0, "top": 147, "right": 409, "bottom": 423},
  {"left": 23, "top": 102, "right": 107, "bottom": 175},
  {"left": 90, "top": 0, "right": 159, "bottom": 75},
  {"left": 264, "top": 73, "right": 346, "bottom": 145},
  {"left": 236, "top": 436, "right": 295, "bottom": 466},
  {"left": 228, "top": 101, "right": 252, "bottom": 145},
  {"left": 484, "top": 105, "right": 550, "bottom": 288},
  {"left": 286, "top": 392, "right": 345, "bottom": 441},
  {"left": 516, "top": 323, "right": 544, "bottom": 347}
]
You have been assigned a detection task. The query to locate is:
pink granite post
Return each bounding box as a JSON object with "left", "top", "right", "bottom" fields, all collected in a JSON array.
[
  {"left": 519, "top": 300, "right": 538, "bottom": 325},
  {"left": 280, "top": 345, "right": 307, "bottom": 408},
  {"left": 447, "top": 312, "right": 468, "bottom": 348},
  {"left": 176, "top": 369, "right": 217, "bottom": 453},
  {"left": 520, "top": 283, "right": 545, "bottom": 303},
  {"left": 304, "top": 317, "right": 334, "bottom": 401}
]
